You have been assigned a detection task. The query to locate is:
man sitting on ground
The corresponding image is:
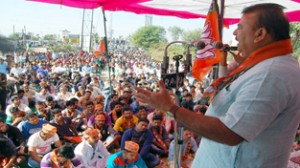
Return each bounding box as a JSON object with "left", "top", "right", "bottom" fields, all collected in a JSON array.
[{"left": 107, "top": 141, "right": 147, "bottom": 168}]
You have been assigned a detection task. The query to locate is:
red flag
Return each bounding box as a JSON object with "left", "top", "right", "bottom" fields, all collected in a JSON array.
[
  {"left": 94, "top": 38, "right": 106, "bottom": 58},
  {"left": 192, "top": 0, "right": 222, "bottom": 81}
]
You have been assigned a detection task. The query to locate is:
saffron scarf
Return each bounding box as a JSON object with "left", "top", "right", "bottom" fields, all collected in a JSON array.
[
  {"left": 203, "top": 39, "right": 293, "bottom": 101},
  {"left": 50, "top": 149, "right": 72, "bottom": 168},
  {"left": 151, "top": 126, "right": 167, "bottom": 151}
]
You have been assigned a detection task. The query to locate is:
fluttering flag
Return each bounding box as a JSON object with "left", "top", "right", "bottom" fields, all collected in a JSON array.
[
  {"left": 192, "top": 0, "right": 222, "bottom": 81},
  {"left": 94, "top": 38, "right": 106, "bottom": 58}
]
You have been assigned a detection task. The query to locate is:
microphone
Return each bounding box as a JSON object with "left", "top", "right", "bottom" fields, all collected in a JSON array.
[
  {"left": 192, "top": 41, "right": 223, "bottom": 50},
  {"left": 193, "top": 41, "right": 238, "bottom": 51},
  {"left": 161, "top": 54, "right": 169, "bottom": 76},
  {"left": 223, "top": 46, "right": 238, "bottom": 51}
]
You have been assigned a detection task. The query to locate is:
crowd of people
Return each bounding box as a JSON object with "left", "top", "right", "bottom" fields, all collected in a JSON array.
[
  {"left": 0, "top": 44, "right": 205, "bottom": 168},
  {"left": 0, "top": 3, "right": 300, "bottom": 168}
]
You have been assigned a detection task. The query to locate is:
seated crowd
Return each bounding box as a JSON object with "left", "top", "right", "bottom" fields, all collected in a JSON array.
[{"left": 0, "top": 49, "right": 299, "bottom": 168}]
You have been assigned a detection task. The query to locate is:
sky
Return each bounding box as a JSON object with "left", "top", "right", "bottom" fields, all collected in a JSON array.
[{"left": 0, "top": 0, "right": 236, "bottom": 43}]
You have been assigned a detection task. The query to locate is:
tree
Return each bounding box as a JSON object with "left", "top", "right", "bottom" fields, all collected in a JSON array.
[
  {"left": 168, "top": 26, "right": 184, "bottom": 41},
  {"left": 131, "top": 25, "right": 167, "bottom": 49},
  {"left": 0, "top": 35, "right": 15, "bottom": 53},
  {"left": 50, "top": 43, "right": 80, "bottom": 52},
  {"left": 8, "top": 33, "right": 20, "bottom": 41},
  {"left": 290, "top": 23, "right": 300, "bottom": 60},
  {"left": 182, "top": 29, "right": 202, "bottom": 42},
  {"left": 43, "top": 34, "right": 56, "bottom": 41}
]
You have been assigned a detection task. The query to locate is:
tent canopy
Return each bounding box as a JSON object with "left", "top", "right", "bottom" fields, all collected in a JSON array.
[{"left": 29, "top": 0, "right": 300, "bottom": 25}]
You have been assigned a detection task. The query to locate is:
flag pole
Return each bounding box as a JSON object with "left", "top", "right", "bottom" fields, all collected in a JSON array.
[
  {"left": 212, "top": 0, "right": 225, "bottom": 80},
  {"left": 102, "top": 8, "right": 113, "bottom": 95}
]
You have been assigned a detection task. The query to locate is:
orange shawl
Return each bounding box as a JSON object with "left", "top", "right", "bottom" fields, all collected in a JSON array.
[{"left": 50, "top": 149, "right": 72, "bottom": 168}]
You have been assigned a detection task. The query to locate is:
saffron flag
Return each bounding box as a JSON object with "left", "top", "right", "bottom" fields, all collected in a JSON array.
[
  {"left": 192, "top": 0, "right": 222, "bottom": 81},
  {"left": 94, "top": 38, "right": 106, "bottom": 58}
]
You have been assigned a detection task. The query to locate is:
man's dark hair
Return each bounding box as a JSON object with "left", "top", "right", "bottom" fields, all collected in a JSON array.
[
  {"left": 138, "top": 118, "right": 149, "bottom": 124},
  {"left": 46, "top": 96, "right": 54, "bottom": 102},
  {"left": 66, "top": 100, "right": 75, "bottom": 107},
  {"left": 138, "top": 106, "right": 147, "bottom": 111},
  {"left": 85, "top": 101, "right": 94, "bottom": 106},
  {"left": 57, "top": 145, "right": 75, "bottom": 159},
  {"left": 242, "top": 3, "right": 290, "bottom": 41},
  {"left": 25, "top": 112, "right": 38, "bottom": 120},
  {"left": 51, "top": 108, "right": 62, "bottom": 116},
  {"left": 17, "top": 90, "right": 25, "bottom": 94},
  {"left": 36, "top": 101, "right": 45, "bottom": 106},
  {"left": 122, "top": 106, "right": 131, "bottom": 112},
  {"left": 69, "top": 97, "right": 78, "bottom": 103},
  {"left": 0, "top": 134, "right": 17, "bottom": 157},
  {"left": 152, "top": 114, "right": 163, "bottom": 121}
]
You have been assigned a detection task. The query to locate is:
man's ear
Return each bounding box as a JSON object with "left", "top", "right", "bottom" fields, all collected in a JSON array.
[{"left": 254, "top": 27, "right": 267, "bottom": 43}]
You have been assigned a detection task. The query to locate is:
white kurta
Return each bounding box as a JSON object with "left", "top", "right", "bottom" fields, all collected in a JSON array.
[{"left": 74, "top": 140, "right": 110, "bottom": 168}]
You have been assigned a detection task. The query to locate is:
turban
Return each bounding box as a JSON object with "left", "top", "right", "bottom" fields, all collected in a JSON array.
[
  {"left": 95, "top": 104, "right": 103, "bottom": 110},
  {"left": 42, "top": 124, "right": 57, "bottom": 136},
  {"left": 84, "top": 129, "right": 99, "bottom": 137},
  {"left": 125, "top": 141, "right": 139, "bottom": 153},
  {"left": 39, "top": 81, "right": 47, "bottom": 87}
]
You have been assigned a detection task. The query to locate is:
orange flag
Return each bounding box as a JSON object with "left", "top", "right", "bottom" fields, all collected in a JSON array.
[
  {"left": 192, "top": 0, "right": 222, "bottom": 82},
  {"left": 94, "top": 38, "right": 106, "bottom": 58}
]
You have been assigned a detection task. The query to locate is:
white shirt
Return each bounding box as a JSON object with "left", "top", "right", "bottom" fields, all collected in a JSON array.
[
  {"left": 74, "top": 140, "right": 110, "bottom": 168},
  {"left": 193, "top": 55, "right": 300, "bottom": 168},
  {"left": 27, "top": 131, "right": 60, "bottom": 155},
  {"left": 5, "top": 103, "right": 31, "bottom": 116},
  {"left": 56, "top": 92, "right": 74, "bottom": 102}
]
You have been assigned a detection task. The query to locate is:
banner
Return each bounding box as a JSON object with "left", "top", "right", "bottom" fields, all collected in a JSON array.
[
  {"left": 94, "top": 38, "right": 106, "bottom": 58},
  {"left": 192, "top": 0, "right": 222, "bottom": 81}
]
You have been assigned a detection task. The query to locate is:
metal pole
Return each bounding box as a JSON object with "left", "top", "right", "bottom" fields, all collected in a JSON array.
[
  {"left": 80, "top": 9, "right": 85, "bottom": 50},
  {"left": 89, "top": 9, "right": 94, "bottom": 53},
  {"left": 102, "top": 8, "right": 113, "bottom": 95}
]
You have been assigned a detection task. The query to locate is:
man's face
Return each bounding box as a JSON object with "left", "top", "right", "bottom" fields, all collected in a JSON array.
[
  {"left": 23, "top": 85, "right": 29, "bottom": 92},
  {"left": 136, "top": 121, "right": 148, "bottom": 132},
  {"left": 0, "top": 121, "right": 7, "bottom": 132},
  {"left": 40, "top": 130, "right": 53, "bottom": 140},
  {"left": 86, "top": 134, "right": 99, "bottom": 146},
  {"left": 138, "top": 109, "right": 147, "bottom": 119},
  {"left": 123, "top": 151, "right": 137, "bottom": 161},
  {"left": 183, "top": 130, "right": 192, "bottom": 142},
  {"left": 18, "top": 92, "right": 24, "bottom": 98},
  {"left": 233, "top": 12, "right": 258, "bottom": 58},
  {"left": 112, "top": 96, "right": 118, "bottom": 102},
  {"left": 28, "top": 115, "right": 39, "bottom": 125},
  {"left": 95, "top": 117, "right": 105, "bottom": 127},
  {"left": 86, "top": 104, "right": 95, "bottom": 112},
  {"left": 54, "top": 112, "right": 63, "bottom": 122},
  {"left": 152, "top": 120, "right": 162, "bottom": 127},
  {"left": 13, "top": 98, "right": 20, "bottom": 106},
  {"left": 45, "top": 100, "right": 54, "bottom": 107},
  {"left": 114, "top": 104, "right": 123, "bottom": 111},
  {"left": 67, "top": 104, "right": 76, "bottom": 111},
  {"left": 123, "top": 110, "right": 132, "bottom": 119}
]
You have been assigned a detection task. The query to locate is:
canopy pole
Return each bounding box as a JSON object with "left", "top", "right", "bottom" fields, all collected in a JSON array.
[{"left": 102, "top": 8, "right": 113, "bottom": 95}]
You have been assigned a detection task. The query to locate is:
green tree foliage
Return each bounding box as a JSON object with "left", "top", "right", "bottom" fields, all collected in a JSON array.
[
  {"left": 43, "top": 34, "right": 56, "bottom": 41},
  {"left": 182, "top": 29, "right": 202, "bottom": 42},
  {"left": 131, "top": 25, "right": 167, "bottom": 49},
  {"left": 0, "top": 35, "right": 15, "bottom": 53},
  {"left": 50, "top": 44, "right": 80, "bottom": 53},
  {"left": 168, "top": 26, "right": 184, "bottom": 41},
  {"left": 8, "top": 33, "right": 20, "bottom": 41},
  {"left": 290, "top": 23, "right": 300, "bottom": 60},
  {"left": 148, "top": 42, "right": 186, "bottom": 62},
  {"left": 148, "top": 28, "right": 202, "bottom": 61}
]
